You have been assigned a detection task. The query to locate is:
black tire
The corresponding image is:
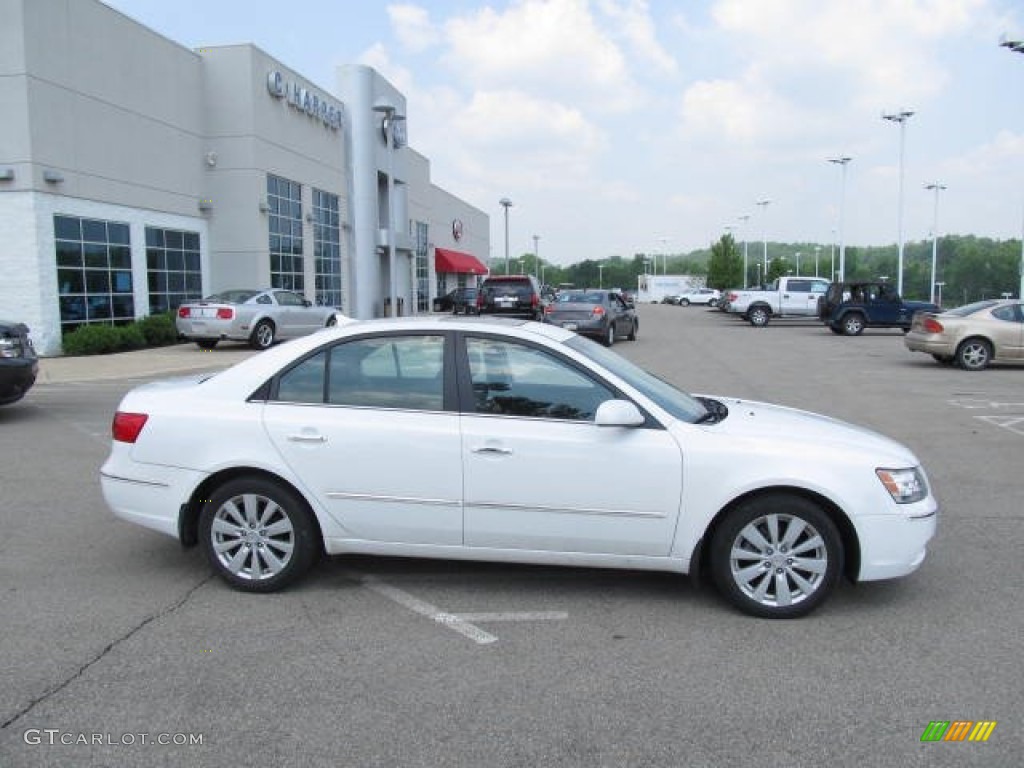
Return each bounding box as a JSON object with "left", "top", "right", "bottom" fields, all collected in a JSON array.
[
  {"left": 250, "top": 320, "right": 276, "bottom": 350},
  {"left": 627, "top": 318, "right": 638, "bottom": 341},
  {"left": 199, "top": 477, "right": 320, "bottom": 593},
  {"left": 708, "top": 299, "right": 718, "bottom": 308},
  {"left": 931, "top": 354, "right": 954, "bottom": 366},
  {"left": 195, "top": 339, "right": 219, "bottom": 350},
  {"left": 710, "top": 493, "right": 842, "bottom": 619},
  {"left": 325, "top": 315, "right": 338, "bottom": 327},
  {"left": 955, "top": 337, "right": 992, "bottom": 371},
  {"left": 680, "top": 298, "right": 691, "bottom": 307},
  {"left": 842, "top": 313, "right": 866, "bottom": 336},
  {"left": 748, "top": 306, "right": 770, "bottom": 327},
  {"left": 828, "top": 325, "right": 843, "bottom": 335},
  {"left": 604, "top": 322, "right": 615, "bottom": 346}
]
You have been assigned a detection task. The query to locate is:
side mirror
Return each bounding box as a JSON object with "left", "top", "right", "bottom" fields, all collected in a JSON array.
[{"left": 595, "top": 399, "right": 645, "bottom": 427}]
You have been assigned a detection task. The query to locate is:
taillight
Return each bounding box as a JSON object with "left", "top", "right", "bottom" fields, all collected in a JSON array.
[
  {"left": 591, "top": 306, "right": 606, "bottom": 317},
  {"left": 112, "top": 412, "right": 149, "bottom": 443},
  {"left": 216, "top": 308, "right": 233, "bottom": 319},
  {"left": 544, "top": 304, "right": 555, "bottom": 314},
  {"left": 728, "top": 292, "right": 738, "bottom": 301},
  {"left": 922, "top": 317, "right": 944, "bottom": 334},
  {"left": 178, "top": 307, "right": 190, "bottom": 318},
  {"left": 531, "top": 293, "right": 539, "bottom": 308}
]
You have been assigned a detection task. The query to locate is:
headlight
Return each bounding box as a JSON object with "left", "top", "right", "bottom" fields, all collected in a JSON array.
[
  {"left": 876, "top": 467, "right": 928, "bottom": 504},
  {"left": 0, "top": 337, "right": 23, "bottom": 358}
]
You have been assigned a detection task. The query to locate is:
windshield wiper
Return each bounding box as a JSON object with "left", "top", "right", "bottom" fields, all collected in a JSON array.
[{"left": 694, "top": 396, "right": 729, "bottom": 424}]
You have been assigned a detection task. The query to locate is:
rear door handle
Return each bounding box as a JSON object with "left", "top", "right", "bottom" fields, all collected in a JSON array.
[{"left": 472, "top": 446, "right": 512, "bottom": 456}]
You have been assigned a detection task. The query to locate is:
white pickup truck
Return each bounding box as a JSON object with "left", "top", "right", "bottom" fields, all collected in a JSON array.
[{"left": 725, "top": 276, "right": 831, "bottom": 326}]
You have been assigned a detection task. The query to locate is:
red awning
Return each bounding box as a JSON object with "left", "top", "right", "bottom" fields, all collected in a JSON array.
[{"left": 435, "top": 248, "right": 488, "bottom": 275}]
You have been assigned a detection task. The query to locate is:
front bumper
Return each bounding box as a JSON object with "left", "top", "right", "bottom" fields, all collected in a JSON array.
[
  {"left": 0, "top": 358, "right": 39, "bottom": 405},
  {"left": 855, "top": 503, "right": 938, "bottom": 581}
]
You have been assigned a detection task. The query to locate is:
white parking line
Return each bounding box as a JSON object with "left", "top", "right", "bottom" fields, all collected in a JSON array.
[
  {"left": 454, "top": 611, "right": 569, "bottom": 622},
  {"left": 345, "top": 571, "right": 569, "bottom": 645},
  {"left": 348, "top": 571, "right": 497, "bottom": 645}
]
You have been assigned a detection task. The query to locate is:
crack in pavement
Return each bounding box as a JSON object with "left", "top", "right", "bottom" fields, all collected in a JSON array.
[{"left": 0, "top": 575, "right": 214, "bottom": 730}]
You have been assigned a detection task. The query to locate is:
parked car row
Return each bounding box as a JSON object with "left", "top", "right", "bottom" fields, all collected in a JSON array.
[
  {"left": 660, "top": 288, "right": 721, "bottom": 307},
  {"left": 711, "top": 275, "right": 1022, "bottom": 371}
]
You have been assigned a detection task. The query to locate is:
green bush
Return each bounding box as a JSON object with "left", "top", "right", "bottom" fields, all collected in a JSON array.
[
  {"left": 117, "top": 323, "right": 147, "bottom": 350},
  {"left": 137, "top": 313, "right": 178, "bottom": 346},
  {"left": 62, "top": 324, "right": 124, "bottom": 355}
]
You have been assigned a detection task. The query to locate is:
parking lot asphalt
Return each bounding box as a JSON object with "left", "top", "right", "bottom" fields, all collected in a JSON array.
[{"left": 3, "top": 305, "right": 1022, "bottom": 768}]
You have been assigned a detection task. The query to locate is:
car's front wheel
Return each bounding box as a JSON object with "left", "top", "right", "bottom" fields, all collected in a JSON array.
[
  {"left": 680, "top": 298, "right": 690, "bottom": 307},
  {"left": 250, "top": 320, "right": 276, "bottom": 350},
  {"left": 710, "top": 493, "right": 842, "bottom": 618},
  {"left": 199, "top": 477, "right": 320, "bottom": 593},
  {"left": 956, "top": 337, "right": 992, "bottom": 371}
]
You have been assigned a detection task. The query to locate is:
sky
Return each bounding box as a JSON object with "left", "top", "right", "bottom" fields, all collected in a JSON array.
[{"left": 102, "top": 0, "right": 1024, "bottom": 267}]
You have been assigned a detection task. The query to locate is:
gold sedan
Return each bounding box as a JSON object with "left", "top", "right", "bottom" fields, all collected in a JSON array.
[{"left": 904, "top": 299, "right": 1024, "bottom": 370}]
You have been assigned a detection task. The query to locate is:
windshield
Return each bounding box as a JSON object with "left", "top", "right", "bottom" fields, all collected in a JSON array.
[
  {"left": 947, "top": 299, "right": 1001, "bottom": 317},
  {"left": 564, "top": 336, "right": 708, "bottom": 423},
  {"left": 204, "top": 290, "right": 259, "bottom": 304}
]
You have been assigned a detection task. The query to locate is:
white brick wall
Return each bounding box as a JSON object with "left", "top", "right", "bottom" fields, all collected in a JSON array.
[{"left": 0, "top": 190, "right": 208, "bottom": 356}]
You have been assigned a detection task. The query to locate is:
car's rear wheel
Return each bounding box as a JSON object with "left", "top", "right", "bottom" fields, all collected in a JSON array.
[
  {"left": 956, "top": 337, "right": 992, "bottom": 371},
  {"left": 710, "top": 493, "right": 842, "bottom": 619},
  {"left": 748, "top": 306, "right": 770, "bottom": 327},
  {"left": 250, "top": 320, "right": 275, "bottom": 350},
  {"left": 199, "top": 477, "right": 320, "bottom": 593},
  {"left": 627, "top": 318, "right": 638, "bottom": 341},
  {"left": 680, "top": 298, "right": 690, "bottom": 307},
  {"left": 931, "top": 354, "right": 954, "bottom": 366},
  {"left": 604, "top": 323, "right": 615, "bottom": 346},
  {"left": 842, "top": 313, "right": 866, "bottom": 336},
  {"left": 195, "top": 339, "right": 219, "bottom": 350}
]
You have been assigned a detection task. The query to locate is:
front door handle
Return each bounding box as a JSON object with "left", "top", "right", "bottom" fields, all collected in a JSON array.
[
  {"left": 288, "top": 433, "right": 327, "bottom": 443},
  {"left": 472, "top": 446, "right": 512, "bottom": 456}
]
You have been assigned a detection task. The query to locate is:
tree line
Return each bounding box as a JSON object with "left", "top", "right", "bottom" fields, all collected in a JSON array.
[{"left": 511, "top": 234, "right": 1021, "bottom": 306}]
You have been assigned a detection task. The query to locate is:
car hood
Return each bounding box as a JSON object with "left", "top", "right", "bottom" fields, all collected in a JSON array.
[
  {"left": 694, "top": 396, "right": 919, "bottom": 465},
  {"left": 0, "top": 320, "right": 30, "bottom": 334}
]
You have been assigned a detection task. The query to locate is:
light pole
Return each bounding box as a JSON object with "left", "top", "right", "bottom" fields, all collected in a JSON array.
[
  {"left": 1000, "top": 36, "right": 1024, "bottom": 299},
  {"left": 373, "top": 103, "right": 406, "bottom": 317},
  {"left": 532, "top": 234, "right": 540, "bottom": 282},
  {"left": 598, "top": 263, "right": 605, "bottom": 288},
  {"left": 738, "top": 214, "right": 751, "bottom": 287},
  {"left": 882, "top": 110, "right": 914, "bottom": 295},
  {"left": 827, "top": 156, "right": 851, "bottom": 282},
  {"left": 814, "top": 245, "right": 821, "bottom": 277},
  {"left": 935, "top": 281, "right": 945, "bottom": 306},
  {"left": 795, "top": 251, "right": 801, "bottom": 275},
  {"left": 925, "top": 182, "right": 946, "bottom": 304},
  {"left": 756, "top": 199, "right": 771, "bottom": 280},
  {"left": 658, "top": 237, "right": 670, "bottom": 275},
  {"left": 499, "top": 197, "right": 513, "bottom": 275}
]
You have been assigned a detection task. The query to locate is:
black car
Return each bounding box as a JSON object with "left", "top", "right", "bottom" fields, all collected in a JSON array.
[
  {"left": 434, "top": 287, "right": 478, "bottom": 314},
  {"left": 818, "top": 281, "right": 941, "bottom": 336},
  {"left": 476, "top": 275, "right": 546, "bottom": 320},
  {"left": 543, "top": 289, "right": 638, "bottom": 346},
  {"left": 0, "top": 320, "right": 39, "bottom": 405}
]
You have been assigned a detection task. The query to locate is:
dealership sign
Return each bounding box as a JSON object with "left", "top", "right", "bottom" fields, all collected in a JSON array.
[{"left": 267, "top": 71, "right": 343, "bottom": 131}]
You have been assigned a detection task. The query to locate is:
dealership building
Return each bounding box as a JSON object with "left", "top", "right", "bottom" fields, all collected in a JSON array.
[{"left": 0, "top": 0, "right": 490, "bottom": 355}]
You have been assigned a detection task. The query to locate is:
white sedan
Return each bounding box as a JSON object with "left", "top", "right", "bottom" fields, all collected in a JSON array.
[
  {"left": 673, "top": 288, "right": 722, "bottom": 307},
  {"left": 175, "top": 288, "right": 340, "bottom": 350},
  {"left": 101, "top": 316, "right": 937, "bottom": 618}
]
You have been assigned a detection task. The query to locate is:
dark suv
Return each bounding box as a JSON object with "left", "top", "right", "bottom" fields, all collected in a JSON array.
[
  {"left": 0, "top": 320, "right": 38, "bottom": 405},
  {"left": 818, "top": 281, "right": 941, "bottom": 336},
  {"left": 476, "top": 275, "right": 546, "bottom": 320}
]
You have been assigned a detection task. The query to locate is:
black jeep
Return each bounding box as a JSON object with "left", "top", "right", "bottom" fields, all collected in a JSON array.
[{"left": 818, "top": 282, "right": 941, "bottom": 336}]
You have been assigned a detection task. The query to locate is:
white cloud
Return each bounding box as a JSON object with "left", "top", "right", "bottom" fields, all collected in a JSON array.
[
  {"left": 597, "top": 0, "right": 679, "bottom": 75},
  {"left": 387, "top": 4, "right": 441, "bottom": 53}
]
